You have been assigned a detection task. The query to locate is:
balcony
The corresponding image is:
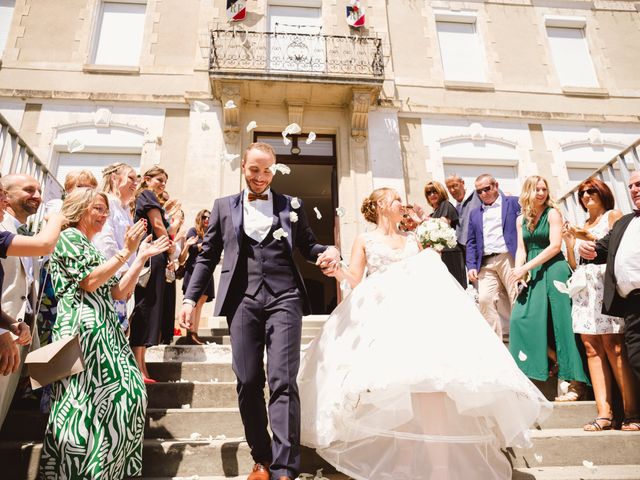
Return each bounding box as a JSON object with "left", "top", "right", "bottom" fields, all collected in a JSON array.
[{"left": 209, "top": 28, "right": 384, "bottom": 85}]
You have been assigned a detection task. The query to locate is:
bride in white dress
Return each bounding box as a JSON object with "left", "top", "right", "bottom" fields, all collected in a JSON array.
[{"left": 299, "top": 187, "right": 552, "bottom": 480}]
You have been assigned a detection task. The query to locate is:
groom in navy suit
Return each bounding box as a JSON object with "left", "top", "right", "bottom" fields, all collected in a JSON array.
[
  {"left": 466, "top": 174, "right": 521, "bottom": 337},
  {"left": 179, "top": 142, "right": 340, "bottom": 480}
]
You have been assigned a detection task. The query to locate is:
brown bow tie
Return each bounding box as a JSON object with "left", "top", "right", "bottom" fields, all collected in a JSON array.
[{"left": 248, "top": 192, "right": 268, "bottom": 202}]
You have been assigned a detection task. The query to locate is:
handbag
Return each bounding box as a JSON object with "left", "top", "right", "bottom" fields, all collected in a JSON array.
[
  {"left": 137, "top": 261, "right": 151, "bottom": 288},
  {"left": 25, "top": 291, "right": 86, "bottom": 389}
]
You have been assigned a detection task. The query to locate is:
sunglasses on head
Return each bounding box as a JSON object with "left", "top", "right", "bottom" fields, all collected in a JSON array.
[
  {"left": 475, "top": 185, "right": 493, "bottom": 195},
  {"left": 578, "top": 188, "right": 598, "bottom": 198}
]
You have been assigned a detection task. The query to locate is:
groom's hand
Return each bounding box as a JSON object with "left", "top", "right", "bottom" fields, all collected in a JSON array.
[
  {"left": 316, "top": 246, "right": 340, "bottom": 274},
  {"left": 178, "top": 304, "right": 194, "bottom": 330}
]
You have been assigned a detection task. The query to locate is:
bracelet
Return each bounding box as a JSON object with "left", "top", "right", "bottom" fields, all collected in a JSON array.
[{"left": 114, "top": 252, "right": 127, "bottom": 264}]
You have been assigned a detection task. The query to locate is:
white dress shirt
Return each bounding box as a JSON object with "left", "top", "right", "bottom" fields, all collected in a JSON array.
[
  {"left": 614, "top": 216, "right": 640, "bottom": 298},
  {"left": 7, "top": 213, "right": 34, "bottom": 314},
  {"left": 93, "top": 194, "right": 136, "bottom": 275},
  {"left": 243, "top": 188, "right": 273, "bottom": 243},
  {"left": 481, "top": 195, "right": 508, "bottom": 255}
]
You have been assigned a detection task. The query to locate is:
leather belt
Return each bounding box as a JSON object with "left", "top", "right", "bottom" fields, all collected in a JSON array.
[{"left": 483, "top": 252, "right": 502, "bottom": 260}]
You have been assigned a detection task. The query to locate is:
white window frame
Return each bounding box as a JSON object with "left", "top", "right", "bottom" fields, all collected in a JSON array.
[
  {"left": 434, "top": 11, "right": 489, "bottom": 85},
  {"left": 544, "top": 16, "right": 599, "bottom": 89},
  {"left": 89, "top": 0, "right": 147, "bottom": 68},
  {"left": 0, "top": 0, "right": 16, "bottom": 60}
]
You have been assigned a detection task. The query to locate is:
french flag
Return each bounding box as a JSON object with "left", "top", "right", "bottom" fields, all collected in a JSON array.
[
  {"left": 227, "top": 0, "right": 246, "bottom": 22},
  {"left": 346, "top": 0, "right": 365, "bottom": 28}
]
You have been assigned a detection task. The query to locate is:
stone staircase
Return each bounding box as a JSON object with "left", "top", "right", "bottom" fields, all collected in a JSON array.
[{"left": 1, "top": 315, "right": 640, "bottom": 479}]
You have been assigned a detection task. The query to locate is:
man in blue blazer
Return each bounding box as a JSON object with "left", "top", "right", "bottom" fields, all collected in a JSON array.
[
  {"left": 466, "top": 174, "right": 521, "bottom": 337},
  {"left": 179, "top": 142, "right": 340, "bottom": 480}
]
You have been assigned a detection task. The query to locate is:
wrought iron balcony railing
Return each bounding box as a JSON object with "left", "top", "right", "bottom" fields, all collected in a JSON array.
[{"left": 210, "top": 28, "right": 384, "bottom": 82}]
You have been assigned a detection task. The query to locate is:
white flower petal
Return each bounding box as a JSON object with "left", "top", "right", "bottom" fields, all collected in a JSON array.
[
  {"left": 246, "top": 120, "right": 257, "bottom": 132},
  {"left": 314, "top": 207, "right": 322, "bottom": 219},
  {"left": 284, "top": 123, "right": 302, "bottom": 135},
  {"left": 305, "top": 131, "right": 317, "bottom": 145},
  {"left": 282, "top": 135, "right": 291, "bottom": 146},
  {"left": 518, "top": 351, "right": 527, "bottom": 362},
  {"left": 193, "top": 100, "right": 210, "bottom": 112},
  {"left": 336, "top": 206, "right": 346, "bottom": 217},
  {"left": 189, "top": 432, "right": 203, "bottom": 440},
  {"left": 291, "top": 197, "right": 301, "bottom": 209},
  {"left": 181, "top": 403, "right": 191, "bottom": 409},
  {"left": 534, "top": 453, "right": 543, "bottom": 464},
  {"left": 289, "top": 211, "right": 299, "bottom": 223},
  {"left": 201, "top": 121, "right": 210, "bottom": 131},
  {"left": 224, "top": 99, "right": 237, "bottom": 109},
  {"left": 582, "top": 460, "right": 596, "bottom": 470},
  {"left": 66, "top": 138, "right": 85, "bottom": 154},
  {"left": 273, "top": 228, "right": 289, "bottom": 240},
  {"left": 269, "top": 163, "right": 291, "bottom": 175},
  {"left": 222, "top": 152, "right": 239, "bottom": 163},
  {"left": 553, "top": 280, "right": 570, "bottom": 295}
]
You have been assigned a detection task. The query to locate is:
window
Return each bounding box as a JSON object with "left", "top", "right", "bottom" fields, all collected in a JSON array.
[
  {"left": 55, "top": 152, "right": 140, "bottom": 187},
  {"left": 0, "top": 0, "right": 15, "bottom": 58},
  {"left": 443, "top": 163, "right": 520, "bottom": 197},
  {"left": 267, "top": 5, "right": 323, "bottom": 72},
  {"left": 436, "top": 16, "right": 486, "bottom": 82},
  {"left": 93, "top": 1, "right": 146, "bottom": 66},
  {"left": 545, "top": 18, "right": 598, "bottom": 88}
]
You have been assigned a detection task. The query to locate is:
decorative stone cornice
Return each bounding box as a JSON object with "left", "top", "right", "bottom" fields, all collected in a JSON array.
[
  {"left": 287, "top": 102, "right": 304, "bottom": 130},
  {"left": 351, "top": 88, "right": 376, "bottom": 142},
  {"left": 214, "top": 81, "right": 241, "bottom": 143}
]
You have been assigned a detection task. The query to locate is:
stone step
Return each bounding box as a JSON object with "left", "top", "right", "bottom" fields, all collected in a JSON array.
[
  {"left": 509, "top": 429, "right": 640, "bottom": 469},
  {"left": 186, "top": 327, "right": 322, "bottom": 337},
  {"left": 147, "top": 362, "right": 236, "bottom": 383},
  {"left": 1, "top": 407, "right": 244, "bottom": 441},
  {"left": 172, "top": 335, "right": 318, "bottom": 346},
  {"left": 146, "top": 382, "right": 238, "bottom": 409},
  {"left": 146, "top": 345, "right": 232, "bottom": 363},
  {"left": 539, "top": 401, "right": 597, "bottom": 429},
  {"left": 5, "top": 430, "right": 640, "bottom": 479},
  {"left": 512, "top": 465, "right": 640, "bottom": 479},
  {"left": 0, "top": 439, "right": 334, "bottom": 479}
]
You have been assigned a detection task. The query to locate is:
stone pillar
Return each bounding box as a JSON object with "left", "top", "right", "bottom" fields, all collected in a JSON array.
[
  {"left": 367, "top": 108, "right": 407, "bottom": 199},
  {"left": 214, "top": 81, "right": 243, "bottom": 197}
]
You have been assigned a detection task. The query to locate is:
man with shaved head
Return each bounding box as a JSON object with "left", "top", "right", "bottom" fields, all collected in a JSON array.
[
  {"left": 580, "top": 171, "right": 640, "bottom": 385},
  {"left": 0, "top": 174, "right": 43, "bottom": 427}
]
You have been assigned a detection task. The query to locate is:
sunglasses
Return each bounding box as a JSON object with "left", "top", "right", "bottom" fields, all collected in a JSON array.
[
  {"left": 425, "top": 190, "right": 438, "bottom": 196},
  {"left": 578, "top": 188, "right": 599, "bottom": 198},
  {"left": 203, "top": 216, "right": 210, "bottom": 220},
  {"left": 475, "top": 185, "right": 494, "bottom": 195}
]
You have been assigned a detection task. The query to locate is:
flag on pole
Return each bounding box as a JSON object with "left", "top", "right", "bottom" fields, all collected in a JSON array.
[
  {"left": 227, "top": 0, "right": 246, "bottom": 22},
  {"left": 346, "top": 0, "right": 365, "bottom": 28}
]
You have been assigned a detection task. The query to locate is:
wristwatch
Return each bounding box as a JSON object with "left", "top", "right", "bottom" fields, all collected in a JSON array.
[{"left": 182, "top": 299, "right": 196, "bottom": 307}]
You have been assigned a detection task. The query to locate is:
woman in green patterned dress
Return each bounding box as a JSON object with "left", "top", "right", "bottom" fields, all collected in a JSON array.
[
  {"left": 509, "top": 176, "right": 589, "bottom": 400},
  {"left": 40, "top": 188, "right": 171, "bottom": 479}
]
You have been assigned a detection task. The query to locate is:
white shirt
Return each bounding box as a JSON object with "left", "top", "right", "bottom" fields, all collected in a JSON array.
[
  {"left": 8, "top": 213, "right": 34, "bottom": 314},
  {"left": 93, "top": 194, "right": 136, "bottom": 276},
  {"left": 481, "top": 195, "right": 508, "bottom": 255},
  {"left": 614, "top": 216, "right": 640, "bottom": 298},
  {"left": 243, "top": 188, "right": 273, "bottom": 243}
]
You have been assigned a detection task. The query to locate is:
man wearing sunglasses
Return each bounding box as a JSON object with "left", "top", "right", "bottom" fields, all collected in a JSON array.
[
  {"left": 466, "top": 174, "right": 521, "bottom": 338},
  {"left": 579, "top": 170, "right": 640, "bottom": 384}
]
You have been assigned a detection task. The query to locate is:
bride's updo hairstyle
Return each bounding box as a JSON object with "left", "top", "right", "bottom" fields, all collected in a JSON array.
[{"left": 361, "top": 188, "right": 394, "bottom": 224}]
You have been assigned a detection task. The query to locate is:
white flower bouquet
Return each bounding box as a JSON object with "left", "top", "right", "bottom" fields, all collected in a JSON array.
[{"left": 415, "top": 218, "right": 457, "bottom": 252}]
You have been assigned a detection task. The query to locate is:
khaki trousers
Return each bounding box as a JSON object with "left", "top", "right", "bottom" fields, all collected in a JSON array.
[{"left": 477, "top": 253, "right": 517, "bottom": 338}]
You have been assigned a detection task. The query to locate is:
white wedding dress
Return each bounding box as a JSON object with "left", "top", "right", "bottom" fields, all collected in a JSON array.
[{"left": 299, "top": 232, "right": 552, "bottom": 480}]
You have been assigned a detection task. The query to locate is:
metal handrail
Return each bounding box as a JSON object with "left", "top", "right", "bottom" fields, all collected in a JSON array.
[
  {"left": 0, "top": 112, "right": 63, "bottom": 204},
  {"left": 210, "top": 28, "right": 384, "bottom": 80},
  {"left": 557, "top": 137, "right": 640, "bottom": 224}
]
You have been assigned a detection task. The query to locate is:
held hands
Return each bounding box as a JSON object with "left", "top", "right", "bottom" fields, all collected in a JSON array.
[
  {"left": 316, "top": 246, "right": 340, "bottom": 276},
  {"left": 510, "top": 266, "right": 529, "bottom": 286},
  {"left": 578, "top": 240, "right": 598, "bottom": 261},
  {"left": 467, "top": 269, "right": 478, "bottom": 282},
  {"left": 0, "top": 331, "right": 20, "bottom": 376}
]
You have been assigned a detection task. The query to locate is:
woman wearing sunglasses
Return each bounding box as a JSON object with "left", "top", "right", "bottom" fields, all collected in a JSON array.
[
  {"left": 563, "top": 178, "right": 638, "bottom": 430},
  {"left": 179, "top": 209, "right": 214, "bottom": 345}
]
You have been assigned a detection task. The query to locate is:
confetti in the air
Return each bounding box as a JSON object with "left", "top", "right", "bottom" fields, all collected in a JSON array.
[
  {"left": 289, "top": 211, "right": 299, "bottom": 223},
  {"left": 224, "top": 100, "right": 237, "bottom": 109},
  {"left": 246, "top": 121, "right": 257, "bottom": 132},
  {"left": 67, "top": 139, "right": 85, "bottom": 153},
  {"left": 273, "top": 228, "right": 289, "bottom": 240},
  {"left": 314, "top": 207, "right": 322, "bottom": 219},
  {"left": 336, "top": 207, "right": 346, "bottom": 217},
  {"left": 283, "top": 123, "right": 302, "bottom": 135},
  {"left": 291, "top": 197, "right": 301, "bottom": 209},
  {"left": 534, "top": 453, "right": 543, "bottom": 464},
  {"left": 269, "top": 163, "right": 291, "bottom": 175},
  {"left": 306, "top": 131, "right": 317, "bottom": 145},
  {"left": 193, "top": 100, "right": 210, "bottom": 112},
  {"left": 518, "top": 351, "right": 528, "bottom": 362},
  {"left": 282, "top": 134, "right": 291, "bottom": 146}
]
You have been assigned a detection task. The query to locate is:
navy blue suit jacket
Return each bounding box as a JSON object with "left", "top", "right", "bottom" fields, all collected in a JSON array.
[
  {"left": 184, "top": 191, "right": 327, "bottom": 316},
  {"left": 465, "top": 194, "right": 521, "bottom": 272}
]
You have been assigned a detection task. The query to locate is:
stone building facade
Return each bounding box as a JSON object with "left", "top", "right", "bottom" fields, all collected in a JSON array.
[{"left": 1, "top": 0, "right": 639, "bottom": 314}]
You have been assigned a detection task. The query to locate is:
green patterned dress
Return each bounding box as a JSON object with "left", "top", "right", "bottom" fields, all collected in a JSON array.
[
  {"left": 509, "top": 208, "right": 590, "bottom": 384},
  {"left": 40, "top": 228, "right": 147, "bottom": 479}
]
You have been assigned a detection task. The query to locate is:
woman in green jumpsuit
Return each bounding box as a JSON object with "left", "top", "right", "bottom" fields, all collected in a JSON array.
[
  {"left": 509, "top": 176, "right": 589, "bottom": 399},
  {"left": 39, "top": 188, "right": 170, "bottom": 479}
]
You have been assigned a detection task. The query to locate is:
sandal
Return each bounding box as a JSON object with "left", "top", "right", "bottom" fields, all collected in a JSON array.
[
  {"left": 621, "top": 417, "right": 640, "bottom": 431},
  {"left": 583, "top": 417, "right": 613, "bottom": 432},
  {"left": 554, "top": 381, "right": 586, "bottom": 402}
]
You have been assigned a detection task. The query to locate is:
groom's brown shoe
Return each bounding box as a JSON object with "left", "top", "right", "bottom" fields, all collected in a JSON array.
[{"left": 247, "top": 462, "right": 270, "bottom": 480}]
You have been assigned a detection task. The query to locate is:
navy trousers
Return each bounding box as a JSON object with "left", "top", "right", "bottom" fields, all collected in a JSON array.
[{"left": 228, "top": 284, "right": 303, "bottom": 479}]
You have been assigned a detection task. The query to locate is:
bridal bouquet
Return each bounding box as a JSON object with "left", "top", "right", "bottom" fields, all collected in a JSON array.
[{"left": 415, "top": 218, "right": 457, "bottom": 252}]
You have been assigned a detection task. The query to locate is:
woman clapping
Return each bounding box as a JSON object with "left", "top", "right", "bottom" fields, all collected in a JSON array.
[{"left": 39, "top": 188, "right": 170, "bottom": 480}]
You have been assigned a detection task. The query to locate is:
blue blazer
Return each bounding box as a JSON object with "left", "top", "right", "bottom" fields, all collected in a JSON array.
[
  {"left": 465, "top": 194, "right": 521, "bottom": 272},
  {"left": 184, "top": 190, "right": 327, "bottom": 316}
]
